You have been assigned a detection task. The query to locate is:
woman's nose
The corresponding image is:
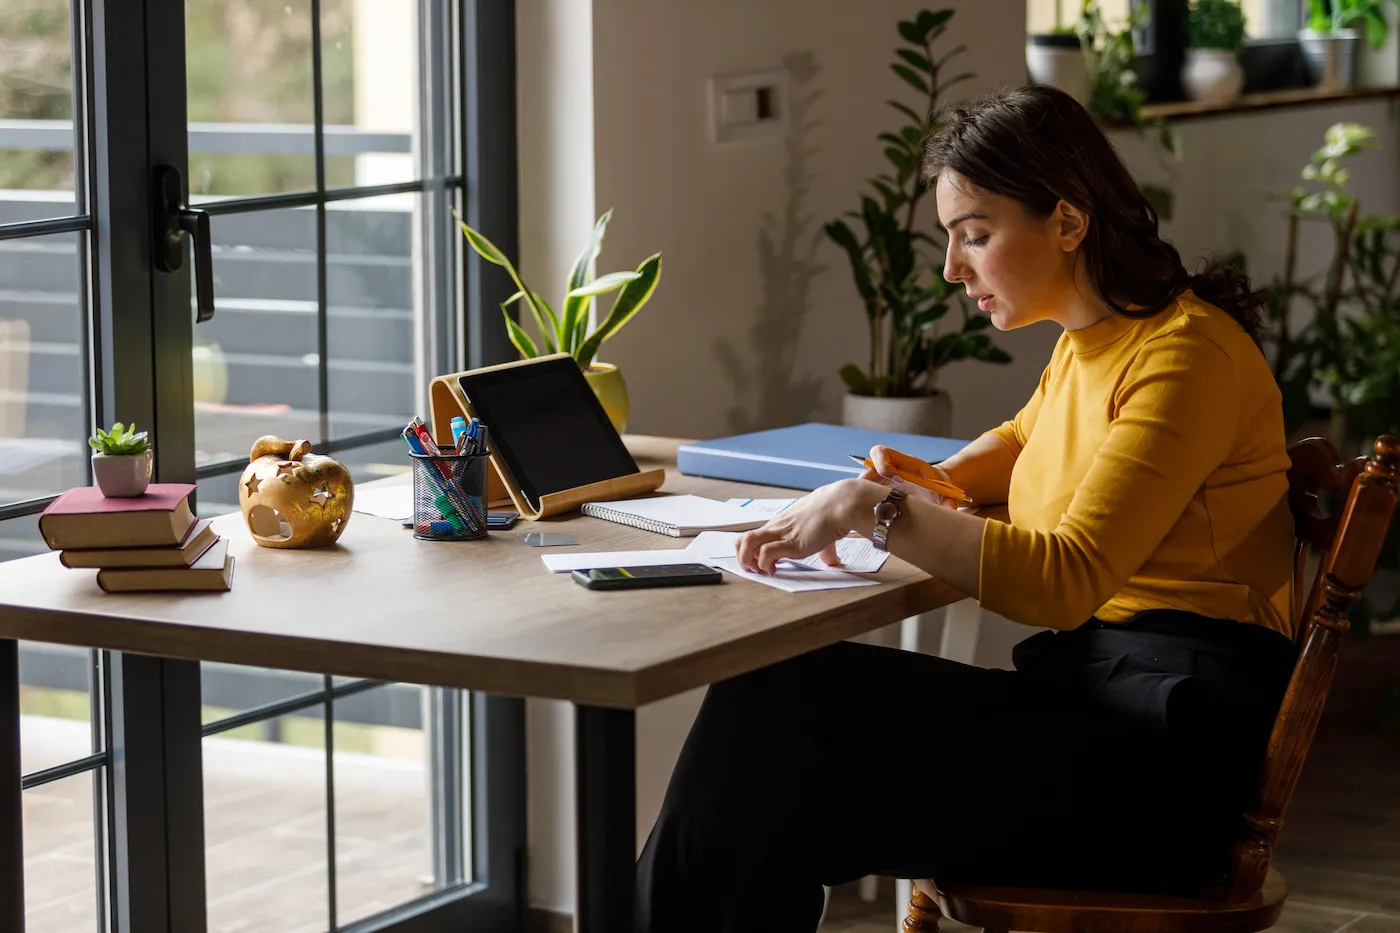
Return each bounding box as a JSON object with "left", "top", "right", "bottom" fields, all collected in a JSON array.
[{"left": 943, "top": 250, "right": 967, "bottom": 283}]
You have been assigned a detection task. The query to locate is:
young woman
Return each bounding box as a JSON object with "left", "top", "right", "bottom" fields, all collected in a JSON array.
[{"left": 636, "top": 86, "right": 1300, "bottom": 932}]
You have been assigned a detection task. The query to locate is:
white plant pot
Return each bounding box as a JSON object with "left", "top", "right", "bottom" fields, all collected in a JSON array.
[
  {"left": 841, "top": 391, "right": 953, "bottom": 437},
  {"left": 1298, "top": 28, "right": 1361, "bottom": 89},
  {"left": 1026, "top": 36, "right": 1090, "bottom": 107},
  {"left": 92, "top": 451, "right": 153, "bottom": 498},
  {"left": 1181, "top": 49, "right": 1244, "bottom": 104}
]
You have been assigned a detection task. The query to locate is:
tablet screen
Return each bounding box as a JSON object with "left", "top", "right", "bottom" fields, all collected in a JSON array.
[{"left": 457, "top": 357, "right": 639, "bottom": 509}]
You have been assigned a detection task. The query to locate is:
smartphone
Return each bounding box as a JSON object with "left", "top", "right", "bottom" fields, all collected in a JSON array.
[
  {"left": 487, "top": 511, "right": 519, "bottom": 530},
  {"left": 571, "top": 563, "right": 723, "bottom": 590}
]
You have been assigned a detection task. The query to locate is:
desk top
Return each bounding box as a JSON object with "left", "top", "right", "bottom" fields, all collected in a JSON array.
[{"left": 0, "top": 437, "right": 962, "bottom": 708}]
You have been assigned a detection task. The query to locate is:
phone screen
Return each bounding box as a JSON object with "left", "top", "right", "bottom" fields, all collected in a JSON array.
[{"left": 588, "top": 564, "right": 716, "bottom": 581}]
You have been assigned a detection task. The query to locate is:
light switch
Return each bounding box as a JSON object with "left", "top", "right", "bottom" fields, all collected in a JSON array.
[{"left": 709, "top": 69, "right": 789, "bottom": 144}]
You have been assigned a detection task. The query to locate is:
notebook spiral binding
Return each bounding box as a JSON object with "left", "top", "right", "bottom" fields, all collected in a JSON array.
[{"left": 579, "top": 502, "right": 682, "bottom": 536}]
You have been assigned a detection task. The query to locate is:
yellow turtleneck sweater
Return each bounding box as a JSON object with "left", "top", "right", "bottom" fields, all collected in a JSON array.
[{"left": 977, "top": 291, "right": 1296, "bottom": 636}]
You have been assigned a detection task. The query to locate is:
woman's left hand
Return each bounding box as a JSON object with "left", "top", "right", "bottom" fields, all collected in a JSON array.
[{"left": 735, "top": 479, "right": 878, "bottom": 574}]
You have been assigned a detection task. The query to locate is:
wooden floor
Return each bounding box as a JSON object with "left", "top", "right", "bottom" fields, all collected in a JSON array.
[
  {"left": 19, "top": 636, "right": 1400, "bottom": 933},
  {"left": 823, "top": 634, "right": 1400, "bottom": 933}
]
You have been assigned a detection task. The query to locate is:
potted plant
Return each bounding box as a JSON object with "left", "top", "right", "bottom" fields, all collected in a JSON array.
[
  {"left": 826, "top": 8, "right": 1011, "bottom": 436},
  {"left": 88, "top": 422, "right": 152, "bottom": 497},
  {"left": 1028, "top": 0, "right": 1090, "bottom": 105},
  {"left": 1299, "top": 0, "right": 1398, "bottom": 88},
  {"left": 454, "top": 208, "right": 662, "bottom": 434},
  {"left": 1183, "top": 0, "right": 1247, "bottom": 104}
]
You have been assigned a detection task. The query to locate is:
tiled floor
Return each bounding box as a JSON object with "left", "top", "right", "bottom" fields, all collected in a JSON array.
[{"left": 820, "top": 635, "right": 1400, "bottom": 933}]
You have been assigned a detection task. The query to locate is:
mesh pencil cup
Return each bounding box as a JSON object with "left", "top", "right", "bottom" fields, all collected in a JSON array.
[{"left": 410, "top": 451, "right": 490, "bottom": 541}]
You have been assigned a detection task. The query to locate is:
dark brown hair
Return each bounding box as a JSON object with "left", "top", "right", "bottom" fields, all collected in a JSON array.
[{"left": 922, "top": 85, "right": 1264, "bottom": 340}]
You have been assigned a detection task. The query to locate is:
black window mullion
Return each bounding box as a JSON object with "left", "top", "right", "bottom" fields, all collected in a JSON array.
[
  {"left": 324, "top": 678, "right": 338, "bottom": 932},
  {"left": 311, "top": 0, "right": 330, "bottom": 446}
]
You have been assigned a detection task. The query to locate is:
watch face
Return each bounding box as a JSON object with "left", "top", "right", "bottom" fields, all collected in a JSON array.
[{"left": 875, "top": 500, "right": 899, "bottom": 522}]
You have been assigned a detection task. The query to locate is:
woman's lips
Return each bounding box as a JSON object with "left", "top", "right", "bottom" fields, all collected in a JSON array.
[{"left": 976, "top": 295, "right": 993, "bottom": 312}]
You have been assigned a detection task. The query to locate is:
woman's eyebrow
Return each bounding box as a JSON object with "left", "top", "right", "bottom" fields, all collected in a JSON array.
[{"left": 942, "top": 211, "right": 989, "bottom": 230}]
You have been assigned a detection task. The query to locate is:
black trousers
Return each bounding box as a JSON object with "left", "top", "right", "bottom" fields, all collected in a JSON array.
[{"left": 635, "top": 610, "right": 1297, "bottom": 933}]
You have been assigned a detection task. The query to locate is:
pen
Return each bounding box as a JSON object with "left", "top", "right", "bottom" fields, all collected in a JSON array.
[{"left": 847, "top": 454, "right": 974, "bottom": 504}]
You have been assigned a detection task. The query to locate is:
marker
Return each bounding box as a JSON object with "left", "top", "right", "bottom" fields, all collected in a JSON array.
[
  {"left": 847, "top": 454, "right": 973, "bottom": 504},
  {"left": 451, "top": 416, "right": 468, "bottom": 448}
]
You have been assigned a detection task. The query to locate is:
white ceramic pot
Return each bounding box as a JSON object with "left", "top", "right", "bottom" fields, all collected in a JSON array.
[
  {"left": 1298, "top": 28, "right": 1360, "bottom": 89},
  {"left": 1026, "top": 35, "right": 1091, "bottom": 107},
  {"left": 841, "top": 391, "right": 953, "bottom": 437},
  {"left": 1181, "top": 48, "right": 1245, "bottom": 104},
  {"left": 92, "top": 450, "right": 153, "bottom": 498}
]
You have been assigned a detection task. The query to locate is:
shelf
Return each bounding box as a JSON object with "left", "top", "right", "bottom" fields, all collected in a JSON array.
[{"left": 1138, "top": 85, "right": 1400, "bottom": 124}]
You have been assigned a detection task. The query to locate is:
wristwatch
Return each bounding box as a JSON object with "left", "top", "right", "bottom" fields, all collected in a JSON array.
[{"left": 871, "top": 487, "right": 906, "bottom": 552}]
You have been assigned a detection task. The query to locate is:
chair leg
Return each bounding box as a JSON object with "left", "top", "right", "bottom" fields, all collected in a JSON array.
[{"left": 901, "top": 885, "right": 942, "bottom": 932}]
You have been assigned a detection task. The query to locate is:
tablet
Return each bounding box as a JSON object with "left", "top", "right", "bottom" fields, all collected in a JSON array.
[{"left": 456, "top": 356, "right": 640, "bottom": 512}]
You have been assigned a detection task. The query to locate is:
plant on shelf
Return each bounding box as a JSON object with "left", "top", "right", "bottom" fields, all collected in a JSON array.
[
  {"left": 1306, "top": 0, "right": 1399, "bottom": 47},
  {"left": 88, "top": 421, "right": 153, "bottom": 498},
  {"left": 825, "top": 8, "right": 1010, "bottom": 434},
  {"left": 453, "top": 208, "right": 662, "bottom": 434},
  {"left": 1183, "top": 0, "right": 1247, "bottom": 105},
  {"left": 1299, "top": 0, "right": 1398, "bottom": 88}
]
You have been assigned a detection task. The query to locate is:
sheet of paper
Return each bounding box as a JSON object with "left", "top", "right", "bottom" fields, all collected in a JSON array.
[
  {"left": 707, "top": 557, "right": 879, "bottom": 593},
  {"left": 352, "top": 483, "right": 412, "bottom": 520},
  {"left": 540, "top": 549, "right": 698, "bottom": 573},
  {"left": 724, "top": 497, "right": 799, "bottom": 518},
  {"left": 686, "top": 531, "right": 889, "bottom": 573}
]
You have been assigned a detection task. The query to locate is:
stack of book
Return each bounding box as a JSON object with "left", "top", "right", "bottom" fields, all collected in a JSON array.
[{"left": 39, "top": 483, "right": 235, "bottom": 593}]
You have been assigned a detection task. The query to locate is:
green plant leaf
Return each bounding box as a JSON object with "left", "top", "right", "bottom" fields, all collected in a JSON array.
[
  {"left": 87, "top": 437, "right": 102, "bottom": 451},
  {"left": 501, "top": 306, "right": 540, "bottom": 358},
  {"left": 886, "top": 99, "right": 923, "bottom": 124},
  {"left": 839, "top": 363, "right": 876, "bottom": 395},
  {"left": 575, "top": 253, "right": 662, "bottom": 368},
  {"left": 897, "top": 20, "right": 923, "bottom": 44},
  {"left": 891, "top": 64, "right": 929, "bottom": 94},
  {"left": 532, "top": 292, "right": 560, "bottom": 351},
  {"left": 935, "top": 44, "right": 968, "bottom": 71},
  {"left": 566, "top": 270, "right": 642, "bottom": 299},
  {"left": 454, "top": 207, "right": 552, "bottom": 356},
  {"left": 825, "top": 220, "right": 877, "bottom": 305},
  {"left": 560, "top": 210, "right": 613, "bottom": 350},
  {"left": 884, "top": 146, "right": 913, "bottom": 177},
  {"left": 922, "top": 9, "right": 954, "bottom": 32},
  {"left": 896, "top": 49, "right": 932, "bottom": 72},
  {"left": 878, "top": 132, "right": 912, "bottom": 151}
]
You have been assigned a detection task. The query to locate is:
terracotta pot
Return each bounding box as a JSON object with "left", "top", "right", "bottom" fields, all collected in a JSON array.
[
  {"left": 92, "top": 451, "right": 153, "bottom": 498},
  {"left": 841, "top": 391, "right": 953, "bottom": 437},
  {"left": 584, "top": 362, "right": 629, "bottom": 435}
]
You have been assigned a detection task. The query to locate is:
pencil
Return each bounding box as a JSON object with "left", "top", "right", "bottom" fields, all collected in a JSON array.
[{"left": 847, "top": 454, "right": 974, "bottom": 505}]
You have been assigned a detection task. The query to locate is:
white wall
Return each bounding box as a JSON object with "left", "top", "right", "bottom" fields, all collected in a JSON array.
[{"left": 517, "top": 0, "right": 1400, "bottom": 915}]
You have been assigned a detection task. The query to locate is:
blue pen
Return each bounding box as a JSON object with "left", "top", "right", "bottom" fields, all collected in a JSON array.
[{"left": 451, "top": 416, "right": 468, "bottom": 448}]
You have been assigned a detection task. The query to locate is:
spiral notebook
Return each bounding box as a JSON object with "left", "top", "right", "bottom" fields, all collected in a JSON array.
[{"left": 579, "top": 494, "right": 769, "bottom": 537}]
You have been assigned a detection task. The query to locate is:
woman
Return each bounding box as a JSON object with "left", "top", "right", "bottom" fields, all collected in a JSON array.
[{"left": 636, "top": 85, "right": 1300, "bottom": 933}]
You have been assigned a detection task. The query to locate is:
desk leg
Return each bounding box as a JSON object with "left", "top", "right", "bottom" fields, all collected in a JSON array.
[
  {"left": 575, "top": 704, "right": 635, "bottom": 933},
  {"left": 1, "top": 639, "right": 23, "bottom": 932}
]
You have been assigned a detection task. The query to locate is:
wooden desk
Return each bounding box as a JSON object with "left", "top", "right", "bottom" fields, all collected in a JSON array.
[{"left": 0, "top": 436, "right": 963, "bottom": 932}]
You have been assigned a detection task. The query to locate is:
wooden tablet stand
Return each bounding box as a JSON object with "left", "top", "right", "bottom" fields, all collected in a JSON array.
[{"left": 427, "top": 356, "right": 666, "bottom": 520}]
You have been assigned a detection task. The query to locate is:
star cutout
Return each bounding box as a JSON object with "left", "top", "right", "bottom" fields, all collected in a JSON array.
[
  {"left": 244, "top": 475, "right": 262, "bottom": 496},
  {"left": 310, "top": 484, "right": 332, "bottom": 507},
  {"left": 276, "top": 461, "right": 298, "bottom": 476}
]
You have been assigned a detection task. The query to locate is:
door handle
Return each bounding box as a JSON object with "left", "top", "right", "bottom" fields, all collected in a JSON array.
[{"left": 153, "top": 165, "right": 215, "bottom": 322}]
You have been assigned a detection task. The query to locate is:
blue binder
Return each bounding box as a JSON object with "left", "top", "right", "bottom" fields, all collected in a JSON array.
[{"left": 676, "top": 423, "right": 969, "bottom": 491}]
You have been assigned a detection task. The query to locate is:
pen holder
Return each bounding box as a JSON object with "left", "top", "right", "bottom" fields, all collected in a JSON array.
[{"left": 410, "top": 451, "right": 490, "bottom": 541}]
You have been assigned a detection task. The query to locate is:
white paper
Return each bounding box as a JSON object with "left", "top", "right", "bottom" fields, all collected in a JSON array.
[
  {"left": 707, "top": 557, "right": 879, "bottom": 593},
  {"left": 724, "top": 497, "right": 799, "bottom": 518},
  {"left": 541, "top": 548, "right": 699, "bottom": 573},
  {"left": 352, "top": 483, "right": 413, "bottom": 520},
  {"left": 686, "top": 531, "right": 889, "bottom": 573}
]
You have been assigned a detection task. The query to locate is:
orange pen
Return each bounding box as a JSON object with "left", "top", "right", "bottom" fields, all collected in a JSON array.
[{"left": 847, "top": 454, "right": 974, "bottom": 505}]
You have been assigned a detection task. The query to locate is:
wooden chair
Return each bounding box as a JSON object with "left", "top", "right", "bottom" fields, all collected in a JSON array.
[{"left": 903, "top": 434, "right": 1400, "bottom": 933}]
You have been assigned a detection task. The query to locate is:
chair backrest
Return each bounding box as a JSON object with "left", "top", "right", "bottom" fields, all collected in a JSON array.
[{"left": 1224, "top": 434, "right": 1400, "bottom": 901}]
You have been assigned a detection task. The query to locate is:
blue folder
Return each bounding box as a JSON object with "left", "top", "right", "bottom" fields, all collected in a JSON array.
[{"left": 676, "top": 423, "right": 969, "bottom": 491}]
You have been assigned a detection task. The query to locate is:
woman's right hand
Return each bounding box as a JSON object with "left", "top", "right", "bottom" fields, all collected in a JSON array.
[{"left": 860, "top": 445, "right": 961, "bottom": 510}]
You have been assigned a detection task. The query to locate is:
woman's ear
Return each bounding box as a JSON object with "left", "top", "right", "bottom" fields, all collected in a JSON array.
[{"left": 1053, "top": 200, "right": 1091, "bottom": 252}]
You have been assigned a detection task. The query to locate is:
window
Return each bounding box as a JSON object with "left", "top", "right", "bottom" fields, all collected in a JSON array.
[
  {"left": 1026, "top": 0, "right": 1289, "bottom": 39},
  {"left": 1, "top": 1, "right": 521, "bottom": 931}
]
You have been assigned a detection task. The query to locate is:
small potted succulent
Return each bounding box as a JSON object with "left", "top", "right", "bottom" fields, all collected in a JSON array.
[
  {"left": 1183, "top": 0, "right": 1247, "bottom": 104},
  {"left": 88, "top": 422, "right": 152, "bottom": 497}
]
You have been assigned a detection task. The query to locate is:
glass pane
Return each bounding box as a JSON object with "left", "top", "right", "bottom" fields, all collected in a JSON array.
[
  {"left": 327, "top": 193, "right": 419, "bottom": 440},
  {"left": 200, "top": 661, "right": 323, "bottom": 727},
  {"left": 333, "top": 683, "right": 436, "bottom": 924},
  {"left": 194, "top": 208, "right": 319, "bottom": 467},
  {"left": 0, "top": 231, "right": 90, "bottom": 504},
  {"left": 321, "top": 0, "right": 420, "bottom": 188},
  {"left": 18, "top": 642, "right": 94, "bottom": 775},
  {"left": 0, "top": 0, "right": 79, "bottom": 223},
  {"left": 186, "top": 0, "right": 320, "bottom": 199},
  {"left": 204, "top": 710, "right": 329, "bottom": 933},
  {"left": 24, "top": 769, "right": 100, "bottom": 933}
]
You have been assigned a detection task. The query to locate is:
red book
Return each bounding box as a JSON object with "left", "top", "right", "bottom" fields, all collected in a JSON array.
[{"left": 39, "top": 484, "right": 198, "bottom": 550}]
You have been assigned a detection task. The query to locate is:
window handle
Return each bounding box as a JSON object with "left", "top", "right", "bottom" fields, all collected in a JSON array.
[{"left": 153, "top": 165, "right": 215, "bottom": 323}]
